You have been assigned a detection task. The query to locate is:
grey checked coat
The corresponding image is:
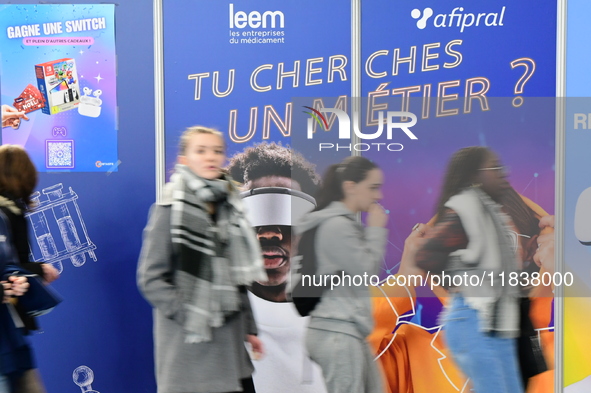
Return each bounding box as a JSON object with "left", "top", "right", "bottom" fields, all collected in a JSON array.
[{"left": 137, "top": 204, "right": 257, "bottom": 393}]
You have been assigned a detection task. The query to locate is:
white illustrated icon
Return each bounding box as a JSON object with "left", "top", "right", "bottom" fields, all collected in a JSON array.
[
  {"left": 78, "top": 87, "right": 103, "bottom": 118},
  {"left": 73, "top": 365, "right": 100, "bottom": 393},
  {"left": 25, "top": 183, "right": 97, "bottom": 273},
  {"left": 411, "top": 8, "right": 434, "bottom": 29},
  {"left": 575, "top": 187, "right": 591, "bottom": 245}
]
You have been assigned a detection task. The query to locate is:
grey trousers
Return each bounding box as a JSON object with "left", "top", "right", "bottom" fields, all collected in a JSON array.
[{"left": 305, "top": 328, "right": 383, "bottom": 393}]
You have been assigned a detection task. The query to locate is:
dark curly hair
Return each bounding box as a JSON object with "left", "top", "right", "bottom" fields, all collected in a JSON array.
[
  {"left": 435, "top": 146, "right": 490, "bottom": 223},
  {"left": 226, "top": 142, "right": 320, "bottom": 195}
]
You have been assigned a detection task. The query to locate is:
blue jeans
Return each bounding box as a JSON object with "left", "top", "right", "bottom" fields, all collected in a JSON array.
[{"left": 443, "top": 296, "right": 523, "bottom": 393}]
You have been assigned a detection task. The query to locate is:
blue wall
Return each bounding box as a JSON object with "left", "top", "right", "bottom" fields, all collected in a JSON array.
[{"left": 3, "top": 1, "right": 157, "bottom": 391}]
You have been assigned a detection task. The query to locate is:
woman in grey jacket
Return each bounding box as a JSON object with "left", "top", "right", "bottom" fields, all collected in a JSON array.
[
  {"left": 137, "top": 126, "right": 267, "bottom": 393},
  {"left": 297, "top": 156, "right": 388, "bottom": 393}
]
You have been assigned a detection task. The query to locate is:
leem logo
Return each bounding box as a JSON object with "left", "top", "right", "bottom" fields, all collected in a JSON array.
[
  {"left": 304, "top": 106, "right": 418, "bottom": 152},
  {"left": 411, "top": 6, "right": 506, "bottom": 33},
  {"left": 228, "top": 4, "right": 286, "bottom": 45},
  {"left": 229, "top": 4, "right": 284, "bottom": 29}
]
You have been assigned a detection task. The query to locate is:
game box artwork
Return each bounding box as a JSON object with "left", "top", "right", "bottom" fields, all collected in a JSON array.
[{"left": 35, "top": 58, "right": 80, "bottom": 115}]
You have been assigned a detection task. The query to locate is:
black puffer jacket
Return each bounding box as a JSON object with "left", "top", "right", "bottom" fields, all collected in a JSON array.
[{"left": 0, "top": 199, "right": 47, "bottom": 333}]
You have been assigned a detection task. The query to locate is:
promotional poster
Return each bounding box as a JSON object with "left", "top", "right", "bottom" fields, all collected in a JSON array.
[
  {"left": 162, "top": 0, "right": 351, "bottom": 172},
  {"left": 161, "top": 1, "right": 557, "bottom": 393},
  {"left": 357, "top": 2, "right": 556, "bottom": 393},
  {"left": 564, "top": 1, "right": 591, "bottom": 391},
  {"left": 162, "top": 2, "right": 351, "bottom": 391},
  {"left": 0, "top": 1, "right": 155, "bottom": 392},
  {"left": 0, "top": 4, "right": 118, "bottom": 172},
  {"left": 0, "top": 0, "right": 562, "bottom": 391}
]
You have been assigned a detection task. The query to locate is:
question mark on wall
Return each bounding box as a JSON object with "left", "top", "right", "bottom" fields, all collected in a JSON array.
[{"left": 510, "top": 58, "right": 536, "bottom": 108}]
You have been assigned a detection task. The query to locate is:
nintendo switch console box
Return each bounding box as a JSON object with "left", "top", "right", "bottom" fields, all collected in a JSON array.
[{"left": 35, "top": 58, "right": 80, "bottom": 115}]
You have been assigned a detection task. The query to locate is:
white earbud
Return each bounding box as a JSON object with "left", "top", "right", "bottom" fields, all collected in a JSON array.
[{"left": 78, "top": 87, "right": 103, "bottom": 118}]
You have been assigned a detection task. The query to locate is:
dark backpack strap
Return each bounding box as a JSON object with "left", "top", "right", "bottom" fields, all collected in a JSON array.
[{"left": 291, "top": 214, "right": 355, "bottom": 316}]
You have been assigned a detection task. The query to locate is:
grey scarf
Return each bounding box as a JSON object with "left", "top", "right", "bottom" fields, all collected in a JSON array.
[
  {"left": 445, "top": 187, "right": 521, "bottom": 337},
  {"left": 164, "top": 164, "right": 265, "bottom": 343}
]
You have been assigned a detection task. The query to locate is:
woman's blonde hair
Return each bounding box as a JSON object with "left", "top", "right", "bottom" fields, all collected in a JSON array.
[
  {"left": 178, "top": 126, "right": 224, "bottom": 155},
  {"left": 0, "top": 145, "right": 38, "bottom": 206}
]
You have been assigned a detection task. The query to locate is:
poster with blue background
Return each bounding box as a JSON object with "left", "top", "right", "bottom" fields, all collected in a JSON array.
[
  {"left": 357, "top": 1, "right": 557, "bottom": 392},
  {"left": 564, "top": 0, "right": 591, "bottom": 391},
  {"left": 0, "top": 4, "right": 117, "bottom": 172},
  {"left": 162, "top": 1, "right": 558, "bottom": 393},
  {"left": 162, "top": 2, "right": 351, "bottom": 392},
  {"left": 0, "top": 0, "right": 559, "bottom": 392},
  {"left": 1, "top": 1, "right": 155, "bottom": 392},
  {"left": 162, "top": 0, "right": 352, "bottom": 173}
]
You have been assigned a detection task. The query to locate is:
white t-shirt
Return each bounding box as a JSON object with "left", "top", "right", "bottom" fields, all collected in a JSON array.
[{"left": 249, "top": 292, "right": 327, "bottom": 393}]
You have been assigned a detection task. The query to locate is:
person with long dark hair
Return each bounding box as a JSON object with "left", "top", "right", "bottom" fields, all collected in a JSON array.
[
  {"left": 137, "top": 126, "right": 267, "bottom": 393},
  {"left": 0, "top": 145, "right": 60, "bottom": 301},
  {"left": 0, "top": 145, "right": 60, "bottom": 392},
  {"left": 414, "top": 146, "right": 523, "bottom": 393},
  {"left": 297, "top": 156, "right": 388, "bottom": 393},
  {"left": 371, "top": 182, "right": 554, "bottom": 393}
]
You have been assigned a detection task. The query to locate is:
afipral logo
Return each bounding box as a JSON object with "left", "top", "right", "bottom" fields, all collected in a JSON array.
[
  {"left": 411, "top": 8, "right": 434, "bottom": 29},
  {"left": 411, "top": 6, "right": 506, "bottom": 33}
]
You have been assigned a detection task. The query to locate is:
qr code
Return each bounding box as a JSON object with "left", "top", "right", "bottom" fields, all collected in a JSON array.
[{"left": 46, "top": 140, "right": 74, "bottom": 169}]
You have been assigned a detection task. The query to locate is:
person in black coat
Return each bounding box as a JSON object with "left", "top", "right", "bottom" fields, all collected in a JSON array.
[{"left": 0, "top": 145, "right": 59, "bottom": 392}]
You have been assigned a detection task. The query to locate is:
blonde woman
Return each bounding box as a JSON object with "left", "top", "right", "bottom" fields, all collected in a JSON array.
[{"left": 138, "top": 126, "right": 267, "bottom": 393}]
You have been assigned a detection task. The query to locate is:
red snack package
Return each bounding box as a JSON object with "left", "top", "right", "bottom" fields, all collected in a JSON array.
[{"left": 13, "top": 84, "right": 46, "bottom": 113}]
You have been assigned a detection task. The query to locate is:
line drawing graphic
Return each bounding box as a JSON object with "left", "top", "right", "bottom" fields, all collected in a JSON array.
[
  {"left": 73, "top": 365, "right": 100, "bottom": 393},
  {"left": 25, "top": 183, "right": 97, "bottom": 273}
]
